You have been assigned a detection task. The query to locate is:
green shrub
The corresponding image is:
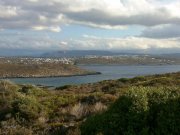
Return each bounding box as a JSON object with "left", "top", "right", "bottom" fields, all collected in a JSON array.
[
  {"left": 19, "top": 85, "right": 48, "bottom": 96},
  {"left": 81, "top": 87, "right": 180, "bottom": 135},
  {"left": 0, "top": 81, "right": 20, "bottom": 120},
  {"left": 130, "top": 76, "right": 147, "bottom": 83},
  {"left": 118, "top": 78, "right": 129, "bottom": 83},
  {"left": 55, "top": 85, "right": 72, "bottom": 90},
  {"left": 12, "top": 95, "right": 44, "bottom": 121}
]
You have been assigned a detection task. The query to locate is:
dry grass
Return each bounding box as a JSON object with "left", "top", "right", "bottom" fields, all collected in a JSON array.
[{"left": 0, "top": 72, "right": 179, "bottom": 134}]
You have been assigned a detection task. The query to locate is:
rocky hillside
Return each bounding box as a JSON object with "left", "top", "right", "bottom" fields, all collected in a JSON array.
[{"left": 0, "top": 72, "right": 179, "bottom": 134}]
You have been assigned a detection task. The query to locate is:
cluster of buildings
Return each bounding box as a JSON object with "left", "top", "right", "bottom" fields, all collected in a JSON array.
[{"left": 0, "top": 57, "right": 74, "bottom": 65}]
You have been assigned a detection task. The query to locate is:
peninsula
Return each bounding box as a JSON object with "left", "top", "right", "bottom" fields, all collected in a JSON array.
[{"left": 0, "top": 57, "right": 100, "bottom": 78}]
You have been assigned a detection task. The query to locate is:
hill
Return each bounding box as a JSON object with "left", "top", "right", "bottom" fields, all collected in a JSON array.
[
  {"left": 42, "top": 50, "right": 180, "bottom": 65},
  {"left": 0, "top": 57, "right": 99, "bottom": 78},
  {"left": 0, "top": 72, "right": 179, "bottom": 134}
]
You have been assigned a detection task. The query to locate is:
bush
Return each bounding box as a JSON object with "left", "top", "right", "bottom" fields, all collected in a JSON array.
[
  {"left": 0, "top": 118, "right": 33, "bottom": 135},
  {"left": 0, "top": 80, "right": 18, "bottom": 92},
  {"left": 55, "top": 85, "right": 72, "bottom": 90},
  {"left": 70, "top": 103, "right": 90, "bottom": 119},
  {"left": 81, "top": 87, "right": 180, "bottom": 135},
  {"left": 118, "top": 78, "right": 129, "bottom": 83},
  {"left": 19, "top": 85, "right": 47, "bottom": 96},
  {"left": 0, "top": 81, "right": 19, "bottom": 120},
  {"left": 12, "top": 95, "right": 44, "bottom": 121}
]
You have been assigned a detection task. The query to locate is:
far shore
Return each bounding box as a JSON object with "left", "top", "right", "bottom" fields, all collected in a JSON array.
[{"left": 0, "top": 71, "right": 101, "bottom": 79}]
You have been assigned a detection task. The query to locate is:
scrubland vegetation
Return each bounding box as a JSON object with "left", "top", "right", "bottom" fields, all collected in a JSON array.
[{"left": 0, "top": 72, "right": 179, "bottom": 135}]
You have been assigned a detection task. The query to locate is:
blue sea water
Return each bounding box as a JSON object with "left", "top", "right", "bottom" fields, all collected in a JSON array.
[{"left": 7, "top": 65, "right": 180, "bottom": 87}]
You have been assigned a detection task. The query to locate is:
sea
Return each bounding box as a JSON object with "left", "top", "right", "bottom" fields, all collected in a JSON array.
[{"left": 7, "top": 65, "right": 180, "bottom": 87}]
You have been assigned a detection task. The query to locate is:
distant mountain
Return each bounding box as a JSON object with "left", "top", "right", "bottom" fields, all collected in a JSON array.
[{"left": 41, "top": 50, "right": 140, "bottom": 58}]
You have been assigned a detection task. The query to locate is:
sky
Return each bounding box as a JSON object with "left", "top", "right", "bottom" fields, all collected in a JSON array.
[{"left": 0, "top": 0, "right": 180, "bottom": 56}]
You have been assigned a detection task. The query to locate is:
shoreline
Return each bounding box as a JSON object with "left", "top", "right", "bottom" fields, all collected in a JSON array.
[
  {"left": 0, "top": 72, "right": 101, "bottom": 79},
  {"left": 77, "top": 63, "right": 180, "bottom": 66}
]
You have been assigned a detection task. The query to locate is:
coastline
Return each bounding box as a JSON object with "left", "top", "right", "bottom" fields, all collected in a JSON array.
[
  {"left": 0, "top": 71, "right": 101, "bottom": 79},
  {"left": 76, "top": 63, "right": 180, "bottom": 66}
]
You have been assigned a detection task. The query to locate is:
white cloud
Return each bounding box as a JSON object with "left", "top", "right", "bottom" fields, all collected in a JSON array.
[
  {"left": 0, "top": 0, "right": 180, "bottom": 53},
  {"left": 0, "top": 5, "right": 17, "bottom": 18},
  {"left": 60, "top": 41, "right": 68, "bottom": 45},
  {"left": 0, "top": 33, "right": 65, "bottom": 50},
  {"left": 28, "top": 0, "right": 39, "bottom": 2},
  {"left": 32, "top": 26, "right": 61, "bottom": 32},
  {"left": 69, "top": 36, "right": 180, "bottom": 50},
  {"left": 0, "top": 0, "right": 180, "bottom": 30},
  {"left": 0, "top": 32, "right": 180, "bottom": 53}
]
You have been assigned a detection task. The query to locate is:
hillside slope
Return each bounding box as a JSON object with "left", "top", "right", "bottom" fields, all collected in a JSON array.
[
  {"left": 0, "top": 57, "right": 99, "bottom": 78},
  {"left": 0, "top": 72, "right": 179, "bottom": 134}
]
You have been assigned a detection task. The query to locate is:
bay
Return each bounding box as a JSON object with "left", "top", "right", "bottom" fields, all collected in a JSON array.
[{"left": 7, "top": 65, "right": 180, "bottom": 87}]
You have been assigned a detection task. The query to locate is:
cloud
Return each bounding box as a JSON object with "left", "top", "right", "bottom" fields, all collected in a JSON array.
[
  {"left": 0, "top": 0, "right": 179, "bottom": 54},
  {"left": 0, "top": 32, "right": 67, "bottom": 50},
  {"left": 0, "top": 5, "right": 17, "bottom": 18},
  {"left": 32, "top": 26, "right": 61, "bottom": 32},
  {"left": 0, "top": 31, "right": 180, "bottom": 53},
  {"left": 0, "top": 0, "right": 180, "bottom": 30},
  {"left": 70, "top": 35, "right": 180, "bottom": 50},
  {"left": 141, "top": 24, "right": 180, "bottom": 38}
]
